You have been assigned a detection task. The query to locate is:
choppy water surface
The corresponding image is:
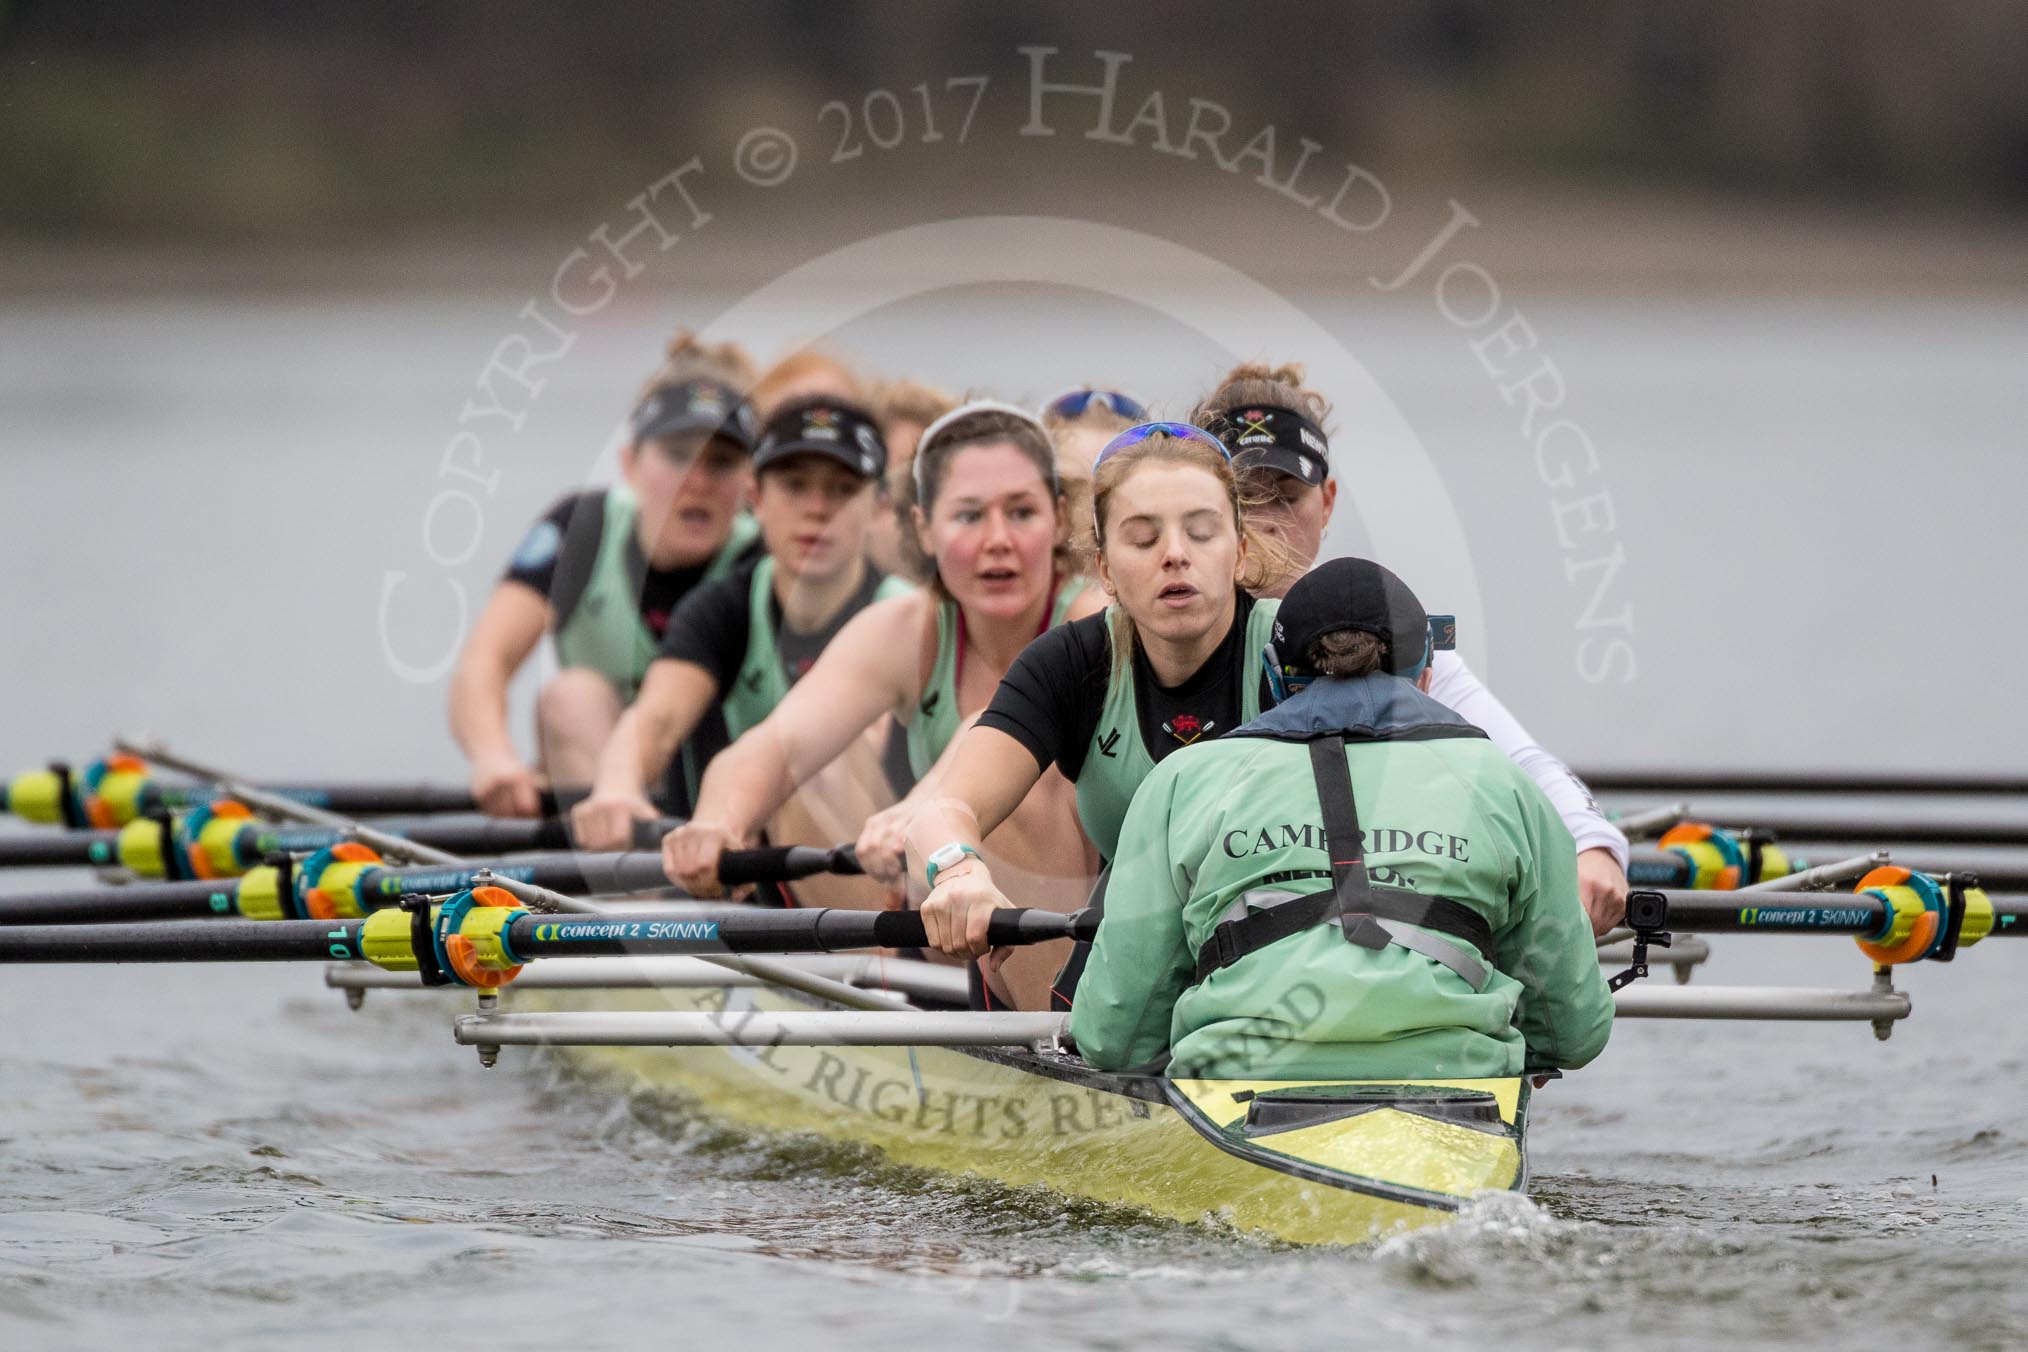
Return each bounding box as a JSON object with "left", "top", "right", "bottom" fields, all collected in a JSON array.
[{"left": 2, "top": 916, "right": 2021, "bottom": 1352}]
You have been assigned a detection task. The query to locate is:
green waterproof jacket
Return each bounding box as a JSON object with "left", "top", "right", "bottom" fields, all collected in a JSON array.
[{"left": 1067, "top": 672, "right": 1614, "bottom": 1081}]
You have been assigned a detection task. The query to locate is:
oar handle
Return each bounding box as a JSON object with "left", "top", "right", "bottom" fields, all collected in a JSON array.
[
  {"left": 716, "top": 844, "right": 863, "bottom": 885},
  {"left": 629, "top": 817, "right": 680, "bottom": 850},
  {"left": 854, "top": 905, "right": 1099, "bottom": 951}
]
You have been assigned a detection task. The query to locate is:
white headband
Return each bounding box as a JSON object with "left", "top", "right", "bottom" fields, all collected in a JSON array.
[{"left": 910, "top": 399, "right": 1058, "bottom": 504}]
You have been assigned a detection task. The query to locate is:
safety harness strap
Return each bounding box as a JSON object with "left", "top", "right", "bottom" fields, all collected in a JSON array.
[{"left": 1190, "top": 734, "right": 1495, "bottom": 987}]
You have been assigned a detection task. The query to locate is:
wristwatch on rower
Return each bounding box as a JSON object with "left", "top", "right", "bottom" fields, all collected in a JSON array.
[{"left": 923, "top": 842, "right": 980, "bottom": 890}]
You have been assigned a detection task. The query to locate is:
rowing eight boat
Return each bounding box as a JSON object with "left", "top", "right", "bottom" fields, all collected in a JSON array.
[{"left": 515, "top": 976, "right": 1533, "bottom": 1246}]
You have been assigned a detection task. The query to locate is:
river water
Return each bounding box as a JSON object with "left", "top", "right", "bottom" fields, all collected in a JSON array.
[
  {"left": 1, "top": 938, "right": 2020, "bottom": 1351},
  {"left": 2, "top": 283, "right": 2024, "bottom": 1348}
]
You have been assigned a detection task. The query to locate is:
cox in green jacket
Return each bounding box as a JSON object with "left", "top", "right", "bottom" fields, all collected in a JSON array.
[{"left": 1067, "top": 668, "right": 1614, "bottom": 1081}]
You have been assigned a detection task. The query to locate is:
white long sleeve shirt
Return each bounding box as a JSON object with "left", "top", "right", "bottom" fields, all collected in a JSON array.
[{"left": 1426, "top": 650, "right": 1628, "bottom": 869}]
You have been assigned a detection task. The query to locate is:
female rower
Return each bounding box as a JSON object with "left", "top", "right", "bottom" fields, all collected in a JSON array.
[
  {"left": 1196, "top": 362, "right": 1631, "bottom": 935},
  {"left": 1039, "top": 385, "right": 1146, "bottom": 567},
  {"left": 752, "top": 347, "right": 863, "bottom": 416},
  {"left": 449, "top": 332, "right": 761, "bottom": 818},
  {"left": 867, "top": 378, "right": 958, "bottom": 798},
  {"left": 663, "top": 402, "right": 1103, "bottom": 1006},
  {"left": 1066, "top": 557, "right": 1613, "bottom": 1079},
  {"left": 905, "top": 422, "right": 1288, "bottom": 981},
  {"left": 866, "top": 378, "right": 955, "bottom": 582},
  {"left": 569, "top": 398, "right": 911, "bottom": 907}
]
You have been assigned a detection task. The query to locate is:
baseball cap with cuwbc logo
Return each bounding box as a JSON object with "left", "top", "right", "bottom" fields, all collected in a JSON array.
[
  {"left": 628, "top": 378, "right": 760, "bottom": 451},
  {"left": 752, "top": 397, "right": 887, "bottom": 480}
]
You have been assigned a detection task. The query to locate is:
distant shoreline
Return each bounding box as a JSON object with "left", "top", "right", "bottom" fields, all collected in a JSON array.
[{"left": 6, "top": 185, "right": 2026, "bottom": 297}]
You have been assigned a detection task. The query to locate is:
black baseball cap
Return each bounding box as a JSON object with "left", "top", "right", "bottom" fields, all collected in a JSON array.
[
  {"left": 1203, "top": 403, "right": 1331, "bottom": 487},
  {"left": 752, "top": 397, "right": 887, "bottom": 479},
  {"left": 1274, "top": 557, "right": 1455, "bottom": 677},
  {"left": 628, "top": 378, "right": 759, "bottom": 450}
]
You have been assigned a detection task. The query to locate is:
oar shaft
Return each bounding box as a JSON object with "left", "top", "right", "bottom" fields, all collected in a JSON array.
[
  {"left": 1585, "top": 768, "right": 2028, "bottom": 796},
  {"left": 502, "top": 906, "right": 1087, "bottom": 957},
  {"left": 98, "top": 745, "right": 499, "bottom": 819},
  {"left": 454, "top": 1009, "right": 1064, "bottom": 1049},
  {"left": 1847, "top": 850, "right": 2028, "bottom": 891},
  {"left": 1627, "top": 850, "right": 1693, "bottom": 887},
  {"left": 239, "top": 816, "right": 671, "bottom": 866},
  {"left": 0, "top": 918, "right": 370, "bottom": 963},
  {"left": 0, "top": 904, "right": 1092, "bottom": 965},
  {"left": 0, "top": 831, "right": 123, "bottom": 868},
  {"left": 0, "top": 878, "right": 243, "bottom": 924},
  {"left": 1710, "top": 810, "right": 2028, "bottom": 848},
  {"left": 1652, "top": 890, "right": 1890, "bottom": 935},
  {"left": 361, "top": 852, "right": 673, "bottom": 907},
  {"left": 147, "top": 781, "right": 490, "bottom": 817},
  {"left": 0, "top": 851, "right": 674, "bottom": 925},
  {"left": 1652, "top": 889, "right": 2028, "bottom": 935},
  {"left": 0, "top": 816, "right": 673, "bottom": 874}
]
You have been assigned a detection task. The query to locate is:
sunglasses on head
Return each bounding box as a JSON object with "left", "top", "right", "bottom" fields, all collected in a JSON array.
[
  {"left": 1088, "top": 422, "right": 1236, "bottom": 540},
  {"left": 1042, "top": 387, "right": 1150, "bottom": 422},
  {"left": 1089, "top": 421, "right": 1233, "bottom": 476}
]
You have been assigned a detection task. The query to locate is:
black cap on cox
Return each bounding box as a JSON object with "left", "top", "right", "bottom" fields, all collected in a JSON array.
[
  {"left": 1274, "top": 557, "right": 1447, "bottom": 676},
  {"left": 752, "top": 397, "right": 888, "bottom": 479},
  {"left": 629, "top": 378, "right": 759, "bottom": 450}
]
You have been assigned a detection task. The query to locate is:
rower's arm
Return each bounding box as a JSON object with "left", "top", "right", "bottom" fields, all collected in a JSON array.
[
  {"left": 902, "top": 724, "right": 1045, "bottom": 869},
  {"left": 1426, "top": 651, "right": 1628, "bottom": 868},
  {"left": 1491, "top": 772, "right": 1614, "bottom": 1070},
  {"left": 588, "top": 658, "right": 719, "bottom": 800},
  {"left": 1066, "top": 763, "right": 1193, "bottom": 1070},
  {"left": 449, "top": 582, "right": 550, "bottom": 766},
  {"left": 692, "top": 594, "right": 920, "bottom": 838}
]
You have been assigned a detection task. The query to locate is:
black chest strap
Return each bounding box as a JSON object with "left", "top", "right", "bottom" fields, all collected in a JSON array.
[
  {"left": 1190, "top": 735, "right": 1495, "bottom": 987},
  {"left": 546, "top": 492, "right": 610, "bottom": 633}
]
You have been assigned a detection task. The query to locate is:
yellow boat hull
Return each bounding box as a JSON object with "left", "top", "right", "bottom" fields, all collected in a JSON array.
[{"left": 527, "top": 980, "right": 1530, "bottom": 1246}]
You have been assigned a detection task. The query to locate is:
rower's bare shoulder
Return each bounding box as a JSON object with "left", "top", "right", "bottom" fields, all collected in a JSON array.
[
  {"left": 838, "top": 586, "right": 933, "bottom": 648},
  {"left": 823, "top": 588, "right": 937, "bottom": 705},
  {"left": 1064, "top": 585, "right": 1107, "bottom": 622}
]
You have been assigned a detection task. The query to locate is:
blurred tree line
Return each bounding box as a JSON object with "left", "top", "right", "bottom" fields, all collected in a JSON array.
[{"left": 3, "top": 0, "right": 2023, "bottom": 238}]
